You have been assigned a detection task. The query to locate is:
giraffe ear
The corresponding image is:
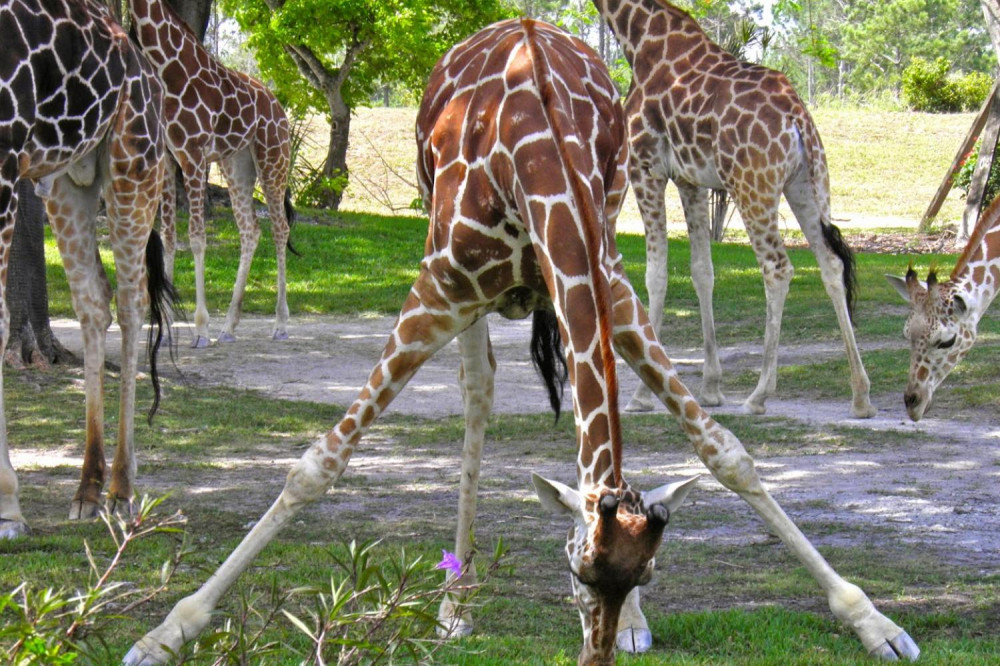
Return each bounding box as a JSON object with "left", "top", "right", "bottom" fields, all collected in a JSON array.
[
  {"left": 641, "top": 474, "right": 700, "bottom": 514},
  {"left": 884, "top": 275, "right": 911, "bottom": 303},
  {"left": 531, "top": 473, "right": 582, "bottom": 517}
]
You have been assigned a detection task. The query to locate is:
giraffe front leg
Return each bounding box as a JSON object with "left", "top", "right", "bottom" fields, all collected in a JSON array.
[
  {"left": 438, "top": 318, "right": 494, "bottom": 638},
  {"left": 0, "top": 181, "right": 25, "bottom": 538},
  {"left": 126, "top": 282, "right": 473, "bottom": 664},
  {"left": 610, "top": 278, "right": 918, "bottom": 661}
]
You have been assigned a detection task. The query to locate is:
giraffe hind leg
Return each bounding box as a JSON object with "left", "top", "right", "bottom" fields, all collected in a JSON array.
[
  {"left": 438, "top": 317, "right": 495, "bottom": 638},
  {"left": 45, "top": 172, "right": 114, "bottom": 520},
  {"left": 217, "top": 151, "right": 260, "bottom": 343},
  {"left": 784, "top": 167, "right": 875, "bottom": 418}
]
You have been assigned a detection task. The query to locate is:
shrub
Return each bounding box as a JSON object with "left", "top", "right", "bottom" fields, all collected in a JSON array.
[
  {"left": 902, "top": 57, "right": 992, "bottom": 112},
  {"left": 952, "top": 138, "right": 1000, "bottom": 206}
]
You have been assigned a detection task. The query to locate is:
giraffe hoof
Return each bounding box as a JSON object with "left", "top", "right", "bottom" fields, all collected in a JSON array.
[
  {"left": 852, "top": 403, "right": 877, "bottom": 419},
  {"left": 191, "top": 335, "right": 211, "bottom": 349},
  {"left": 107, "top": 495, "right": 136, "bottom": 519},
  {"left": 217, "top": 331, "right": 237, "bottom": 344},
  {"left": 616, "top": 627, "right": 652, "bottom": 653},
  {"left": 870, "top": 630, "right": 920, "bottom": 661},
  {"left": 624, "top": 396, "right": 655, "bottom": 413},
  {"left": 0, "top": 519, "right": 30, "bottom": 540},
  {"left": 272, "top": 330, "right": 289, "bottom": 341},
  {"left": 742, "top": 398, "right": 767, "bottom": 415},
  {"left": 699, "top": 391, "right": 725, "bottom": 407},
  {"left": 437, "top": 617, "right": 473, "bottom": 639},
  {"left": 69, "top": 500, "right": 101, "bottom": 520}
]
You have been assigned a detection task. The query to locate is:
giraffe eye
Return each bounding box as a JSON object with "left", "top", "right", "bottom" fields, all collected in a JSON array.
[{"left": 937, "top": 335, "right": 957, "bottom": 350}]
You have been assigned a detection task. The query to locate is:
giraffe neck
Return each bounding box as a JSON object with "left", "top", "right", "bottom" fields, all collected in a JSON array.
[
  {"left": 129, "top": 0, "right": 201, "bottom": 68},
  {"left": 951, "top": 197, "right": 1000, "bottom": 319},
  {"left": 592, "top": 0, "right": 705, "bottom": 69}
]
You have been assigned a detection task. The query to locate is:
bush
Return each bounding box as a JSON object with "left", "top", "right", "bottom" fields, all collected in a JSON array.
[
  {"left": 902, "top": 57, "right": 992, "bottom": 113},
  {"left": 952, "top": 138, "right": 1000, "bottom": 206}
]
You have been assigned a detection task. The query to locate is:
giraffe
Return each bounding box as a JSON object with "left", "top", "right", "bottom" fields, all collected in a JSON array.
[
  {"left": 592, "top": 0, "right": 875, "bottom": 419},
  {"left": 128, "top": 0, "right": 295, "bottom": 348},
  {"left": 124, "top": 19, "right": 917, "bottom": 665},
  {"left": 886, "top": 195, "right": 1000, "bottom": 421},
  {"left": 0, "top": 0, "right": 174, "bottom": 538}
]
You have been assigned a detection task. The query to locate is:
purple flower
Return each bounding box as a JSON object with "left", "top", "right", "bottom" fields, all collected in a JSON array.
[{"left": 436, "top": 550, "right": 463, "bottom": 578}]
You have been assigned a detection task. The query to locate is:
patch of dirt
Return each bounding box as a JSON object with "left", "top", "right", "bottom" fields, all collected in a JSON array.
[{"left": 46, "top": 313, "right": 1000, "bottom": 576}]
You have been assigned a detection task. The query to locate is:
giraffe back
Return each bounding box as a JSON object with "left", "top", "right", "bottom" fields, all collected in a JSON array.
[{"left": 2, "top": 0, "right": 142, "bottom": 180}]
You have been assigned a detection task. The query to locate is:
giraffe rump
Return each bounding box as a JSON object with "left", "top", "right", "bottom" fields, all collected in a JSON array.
[{"left": 144, "top": 229, "right": 181, "bottom": 424}]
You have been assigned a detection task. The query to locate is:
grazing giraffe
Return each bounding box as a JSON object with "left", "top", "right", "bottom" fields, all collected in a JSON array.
[
  {"left": 125, "top": 19, "right": 917, "bottom": 665},
  {"left": 0, "top": 0, "right": 173, "bottom": 538},
  {"left": 128, "top": 0, "right": 295, "bottom": 348},
  {"left": 886, "top": 195, "right": 1000, "bottom": 421},
  {"left": 592, "top": 0, "right": 874, "bottom": 419}
]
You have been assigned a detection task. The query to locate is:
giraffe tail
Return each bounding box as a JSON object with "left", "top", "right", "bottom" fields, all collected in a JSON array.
[
  {"left": 284, "top": 187, "right": 301, "bottom": 257},
  {"left": 144, "top": 229, "right": 182, "bottom": 424},
  {"left": 531, "top": 309, "right": 568, "bottom": 422}
]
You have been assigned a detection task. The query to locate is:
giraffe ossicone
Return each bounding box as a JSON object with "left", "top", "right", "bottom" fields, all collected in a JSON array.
[
  {"left": 129, "top": 0, "right": 296, "bottom": 348},
  {"left": 125, "top": 17, "right": 916, "bottom": 665},
  {"left": 591, "top": 0, "right": 874, "bottom": 419},
  {"left": 0, "top": 0, "right": 174, "bottom": 538},
  {"left": 886, "top": 195, "right": 1000, "bottom": 421}
]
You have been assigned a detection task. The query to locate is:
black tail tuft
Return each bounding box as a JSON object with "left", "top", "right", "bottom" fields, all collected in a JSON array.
[
  {"left": 530, "top": 309, "right": 568, "bottom": 423},
  {"left": 821, "top": 221, "right": 857, "bottom": 323},
  {"left": 144, "top": 229, "right": 182, "bottom": 425},
  {"left": 284, "top": 188, "right": 301, "bottom": 257}
]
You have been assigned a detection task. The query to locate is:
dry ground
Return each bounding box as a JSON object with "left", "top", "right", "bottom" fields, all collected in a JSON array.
[{"left": 27, "top": 313, "right": 1000, "bottom": 579}]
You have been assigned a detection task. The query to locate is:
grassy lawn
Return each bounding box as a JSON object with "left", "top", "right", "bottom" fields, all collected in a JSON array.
[
  {"left": 7, "top": 105, "right": 999, "bottom": 663},
  {"left": 9, "top": 195, "right": 999, "bottom": 663}
]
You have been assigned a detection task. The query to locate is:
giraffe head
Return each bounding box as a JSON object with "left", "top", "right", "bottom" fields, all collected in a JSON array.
[
  {"left": 532, "top": 473, "right": 698, "bottom": 664},
  {"left": 886, "top": 267, "right": 979, "bottom": 421}
]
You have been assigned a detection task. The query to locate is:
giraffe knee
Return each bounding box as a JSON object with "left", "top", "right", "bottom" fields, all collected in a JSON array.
[
  {"left": 704, "top": 433, "right": 763, "bottom": 494},
  {"left": 281, "top": 440, "right": 341, "bottom": 508}
]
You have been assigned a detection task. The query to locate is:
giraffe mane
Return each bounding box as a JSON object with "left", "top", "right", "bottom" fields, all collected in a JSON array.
[
  {"left": 952, "top": 194, "right": 1000, "bottom": 281},
  {"left": 521, "top": 19, "right": 624, "bottom": 487}
]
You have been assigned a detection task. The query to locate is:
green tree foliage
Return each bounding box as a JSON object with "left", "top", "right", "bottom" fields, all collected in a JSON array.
[
  {"left": 902, "top": 56, "right": 992, "bottom": 112},
  {"left": 219, "top": 0, "right": 513, "bottom": 208},
  {"left": 770, "top": 0, "right": 993, "bottom": 103}
]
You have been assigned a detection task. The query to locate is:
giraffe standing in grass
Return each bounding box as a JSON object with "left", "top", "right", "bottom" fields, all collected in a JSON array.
[
  {"left": 592, "top": 0, "right": 874, "bottom": 419},
  {"left": 0, "top": 0, "right": 174, "bottom": 538},
  {"left": 887, "top": 195, "right": 1000, "bottom": 421},
  {"left": 129, "top": 0, "right": 295, "bottom": 348},
  {"left": 125, "top": 19, "right": 916, "bottom": 665}
]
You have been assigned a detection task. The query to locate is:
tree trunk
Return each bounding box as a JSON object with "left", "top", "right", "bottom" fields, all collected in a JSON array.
[
  {"left": 165, "top": 0, "right": 211, "bottom": 41},
  {"left": 5, "top": 180, "right": 75, "bottom": 369},
  {"left": 317, "top": 89, "right": 352, "bottom": 210}
]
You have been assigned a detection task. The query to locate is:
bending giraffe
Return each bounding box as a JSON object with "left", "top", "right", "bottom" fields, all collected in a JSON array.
[
  {"left": 129, "top": 0, "right": 295, "bottom": 348},
  {"left": 124, "top": 19, "right": 916, "bottom": 665},
  {"left": 592, "top": 0, "right": 874, "bottom": 418},
  {"left": 887, "top": 195, "right": 1000, "bottom": 421},
  {"left": 0, "top": 0, "right": 174, "bottom": 538}
]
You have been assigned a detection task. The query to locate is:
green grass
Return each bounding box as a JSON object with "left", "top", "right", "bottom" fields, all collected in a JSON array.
[{"left": 18, "top": 165, "right": 1000, "bottom": 662}]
